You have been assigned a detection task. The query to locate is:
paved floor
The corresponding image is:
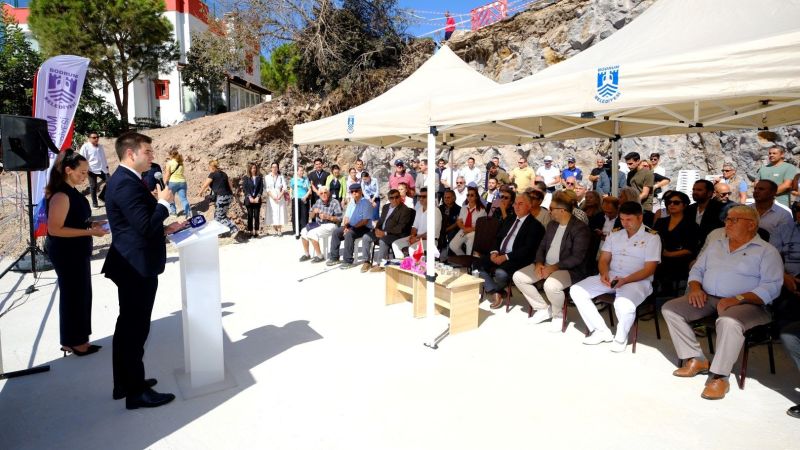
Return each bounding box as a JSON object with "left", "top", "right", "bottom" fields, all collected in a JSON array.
[{"left": 1, "top": 234, "right": 798, "bottom": 450}]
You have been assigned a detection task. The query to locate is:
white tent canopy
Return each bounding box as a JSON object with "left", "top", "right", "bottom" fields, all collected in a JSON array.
[
  {"left": 292, "top": 46, "right": 500, "bottom": 148},
  {"left": 429, "top": 0, "right": 800, "bottom": 143}
]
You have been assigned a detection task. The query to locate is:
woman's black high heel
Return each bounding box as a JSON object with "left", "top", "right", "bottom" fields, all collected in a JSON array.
[{"left": 61, "top": 344, "right": 102, "bottom": 357}]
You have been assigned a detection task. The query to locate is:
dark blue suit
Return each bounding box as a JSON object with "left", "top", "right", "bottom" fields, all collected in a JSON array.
[{"left": 102, "top": 165, "right": 169, "bottom": 397}]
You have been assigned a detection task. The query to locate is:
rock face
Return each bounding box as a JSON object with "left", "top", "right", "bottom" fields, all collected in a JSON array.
[{"left": 143, "top": 0, "right": 797, "bottom": 204}]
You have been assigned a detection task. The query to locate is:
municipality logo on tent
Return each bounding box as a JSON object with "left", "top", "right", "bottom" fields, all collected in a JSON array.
[
  {"left": 346, "top": 115, "right": 355, "bottom": 134},
  {"left": 594, "top": 65, "right": 620, "bottom": 104},
  {"left": 45, "top": 70, "right": 80, "bottom": 109}
]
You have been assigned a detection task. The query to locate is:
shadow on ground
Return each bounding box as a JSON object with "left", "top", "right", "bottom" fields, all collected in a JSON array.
[{"left": 0, "top": 307, "right": 323, "bottom": 450}]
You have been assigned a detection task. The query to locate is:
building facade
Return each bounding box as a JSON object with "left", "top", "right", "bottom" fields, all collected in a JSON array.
[{"left": 3, "top": 0, "right": 270, "bottom": 127}]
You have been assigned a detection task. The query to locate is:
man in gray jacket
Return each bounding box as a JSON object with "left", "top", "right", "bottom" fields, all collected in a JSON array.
[{"left": 513, "top": 191, "right": 593, "bottom": 331}]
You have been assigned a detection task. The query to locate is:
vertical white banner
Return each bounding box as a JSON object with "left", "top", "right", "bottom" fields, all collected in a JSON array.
[{"left": 30, "top": 55, "right": 90, "bottom": 206}]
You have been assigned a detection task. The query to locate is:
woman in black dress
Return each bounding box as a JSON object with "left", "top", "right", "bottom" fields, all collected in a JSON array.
[
  {"left": 242, "top": 162, "right": 263, "bottom": 238},
  {"left": 46, "top": 150, "right": 109, "bottom": 356},
  {"left": 653, "top": 191, "right": 701, "bottom": 292}
]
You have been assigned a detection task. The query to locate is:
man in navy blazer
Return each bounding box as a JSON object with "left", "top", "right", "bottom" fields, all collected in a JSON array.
[
  {"left": 102, "top": 132, "right": 185, "bottom": 410},
  {"left": 477, "top": 191, "right": 545, "bottom": 309}
]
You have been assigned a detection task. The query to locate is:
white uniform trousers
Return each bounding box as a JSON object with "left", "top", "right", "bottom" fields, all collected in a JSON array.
[{"left": 570, "top": 274, "right": 653, "bottom": 343}]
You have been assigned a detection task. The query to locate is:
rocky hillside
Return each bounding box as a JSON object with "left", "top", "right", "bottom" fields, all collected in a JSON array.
[{"left": 124, "top": 0, "right": 800, "bottom": 203}]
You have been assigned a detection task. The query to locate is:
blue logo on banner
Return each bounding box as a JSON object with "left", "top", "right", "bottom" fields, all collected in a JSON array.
[
  {"left": 346, "top": 115, "right": 355, "bottom": 134},
  {"left": 594, "top": 65, "right": 620, "bottom": 104},
  {"left": 45, "top": 70, "right": 79, "bottom": 110}
]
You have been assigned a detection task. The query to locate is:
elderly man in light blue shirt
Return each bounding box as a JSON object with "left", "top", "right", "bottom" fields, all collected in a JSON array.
[
  {"left": 662, "top": 205, "right": 783, "bottom": 400},
  {"left": 327, "top": 184, "right": 374, "bottom": 268}
]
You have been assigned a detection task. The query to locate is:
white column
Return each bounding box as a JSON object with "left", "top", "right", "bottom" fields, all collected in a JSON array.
[
  {"left": 611, "top": 121, "right": 620, "bottom": 197},
  {"left": 425, "top": 128, "right": 437, "bottom": 321},
  {"left": 293, "top": 144, "right": 299, "bottom": 237}
]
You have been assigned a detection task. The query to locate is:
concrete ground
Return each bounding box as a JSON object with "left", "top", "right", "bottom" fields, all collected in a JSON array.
[{"left": 1, "top": 234, "right": 799, "bottom": 450}]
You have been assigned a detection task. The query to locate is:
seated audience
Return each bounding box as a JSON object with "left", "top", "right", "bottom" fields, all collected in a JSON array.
[
  {"left": 513, "top": 192, "right": 592, "bottom": 330},
  {"left": 570, "top": 202, "right": 661, "bottom": 352},
  {"left": 752, "top": 179, "right": 792, "bottom": 246},
  {"left": 397, "top": 182, "right": 415, "bottom": 209},
  {"left": 653, "top": 191, "right": 701, "bottom": 290},
  {"left": 714, "top": 182, "right": 739, "bottom": 223},
  {"left": 589, "top": 196, "right": 620, "bottom": 240},
  {"left": 561, "top": 189, "right": 588, "bottom": 224},
  {"left": 439, "top": 189, "right": 461, "bottom": 252},
  {"left": 361, "top": 189, "right": 414, "bottom": 272},
  {"left": 453, "top": 176, "right": 468, "bottom": 206},
  {"left": 529, "top": 188, "right": 551, "bottom": 227},
  {"left": 299, "top": 186, "right": 343, "bottom": 262},
  {"left": 662, "top": 206, "right": 782, "bottom": 400},
  {"left": 391, "top": 187, "right": 440, "bottom": 258},
  {"left": 361, "top": 171, "right": 380, "bottom": 221},
  {"left": 582, "top": 190, "right": 602, "bottom": 218},
  {"left": 482, "top": 177, "right": 500, "bottom": 206},
  {"left": 491, "top": 186, "right": 516, "bottom": 224},
  {"left": 449, "top": 187, "right": 487, "bottom": 256},
  {"left": 687, "top": 179, "right": 724, "bottom": 244},
  {"left": 477, "top": 191, "right": 545, "bottom": 309},
  {"left": 327, "top": 184, "right": 374, "bottom": 269}
]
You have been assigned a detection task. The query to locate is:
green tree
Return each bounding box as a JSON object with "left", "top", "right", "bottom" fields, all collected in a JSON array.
[
  {"left": 182, "top": 18, "right": 250, "bottom": 113},
  {"left": 28, "top": 0, "right": 179, "bottom": 129},
  {"left": 0, "top": 10, "right": 43, "bottom": 116},
  {"left": 260, "top": 43, "right": 299, "bottom": 94}
]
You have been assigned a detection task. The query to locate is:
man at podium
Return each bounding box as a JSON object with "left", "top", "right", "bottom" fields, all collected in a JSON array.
[{"left": 102, "top": 132, "right": 185, "bottom": 410}]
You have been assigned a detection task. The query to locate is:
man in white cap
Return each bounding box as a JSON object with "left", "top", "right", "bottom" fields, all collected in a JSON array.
[{"left": 537, "top": 156, "right": 561, "bottom": 193}]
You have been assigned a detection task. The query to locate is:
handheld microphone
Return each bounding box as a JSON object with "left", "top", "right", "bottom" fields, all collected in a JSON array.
[{"left": 154, "top": 172, "right": 165, "bottom": 189}]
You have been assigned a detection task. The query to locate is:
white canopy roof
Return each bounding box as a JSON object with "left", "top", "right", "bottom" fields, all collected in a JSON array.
[
  {"left": 429, "top": 0, "right": 800, "bottom": 144},
  {"left": 292, "top": 46, "right": 499, "bottom": 147}
]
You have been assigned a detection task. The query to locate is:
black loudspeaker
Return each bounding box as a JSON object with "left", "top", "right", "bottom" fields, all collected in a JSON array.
[{"left": 0, "top": 114, "right": 59, "bottom": 171}]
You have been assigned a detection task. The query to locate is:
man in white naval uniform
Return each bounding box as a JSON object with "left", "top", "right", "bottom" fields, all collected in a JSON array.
[{"left": 570, "top": 201, "right": 661, "bottom": 352}]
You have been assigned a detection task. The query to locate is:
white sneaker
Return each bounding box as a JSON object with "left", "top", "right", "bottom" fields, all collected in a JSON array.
[
  {"left": 582, "top": 329, "right": 614, "bottom": 345},
  {"left": 610, "top": 339, "right": 628, "bottom": 353},
  {"left": 549, "top": 315, "right": 564, "bottom": 332},
  {"left": 530, "top": 308, "right": 552, "bottom": 324}
]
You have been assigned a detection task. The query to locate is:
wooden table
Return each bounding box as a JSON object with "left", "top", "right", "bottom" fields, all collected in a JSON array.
[{"left": 385, "top": 266, "right": 483, "bottom": 335}]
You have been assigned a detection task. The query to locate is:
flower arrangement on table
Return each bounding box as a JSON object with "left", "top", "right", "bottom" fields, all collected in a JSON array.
[{"left": 400, "top": 243, "right": 426, "bottom": 275}]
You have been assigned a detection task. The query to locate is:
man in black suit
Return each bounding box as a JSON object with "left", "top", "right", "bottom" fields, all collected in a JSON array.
[
  {"left": 142, "top": 161, "right": 164, "bottom": 191},
  {"left": 103, "top": 132, "right": 185, "bottom": 410},
  {"left": 477, "top": 191, "right": 546, "bottom": 309},
  {"left": 686, "top": 179, "right": 724, "bottom": 243},
  {"left": 360, "top": 188, "right": 414, "bottom": 273}
]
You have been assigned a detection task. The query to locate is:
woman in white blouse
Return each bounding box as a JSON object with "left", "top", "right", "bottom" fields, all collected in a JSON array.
[
  {"left": 263, "top": 162, "right": 287, "bottom": 235},
  {"left": 449, "top": 187, "right": 487, "bottom": 255}
]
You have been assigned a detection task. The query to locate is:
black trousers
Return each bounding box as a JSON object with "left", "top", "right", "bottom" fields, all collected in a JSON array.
[
  {"left": 87, "top": 171, "right": 107, "bottom": 205},
  {"left": 112, "top": 274, "right": 158, "bottom": 396},
  {"left": 51, "top": 251, "right": 92, "bottom": 346},
  {"left": 291, "top": 198, "right": 309, "bottom": 235},
  {"left": 246, "top": 203, "right": 262, "bottom": 232}
]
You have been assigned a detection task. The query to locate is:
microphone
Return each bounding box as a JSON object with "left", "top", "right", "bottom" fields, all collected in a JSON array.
[{"left": 154, "top": 172, "right": 165, "bottom": 189}]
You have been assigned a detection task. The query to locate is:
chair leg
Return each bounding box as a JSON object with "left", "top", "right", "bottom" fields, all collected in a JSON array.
[
  {"left": 654, "top": 307, "right": 661, "bottom": 340},
  {"left": 738, "top": 342, "right": 750, "bottom": 390},
  {"left": 768, "top": 340, "right": 776, "bottom": 374},
  {"left": 707, "top": 330, "right": 715, "bottom": 355},
  {"left": 632, "top": 317, "right": 638, "bottom": 353},
  {"left": 606, "top": 306, "right": 615, "bottom": 328},
  {"left": 561, "top": 301, "right": 569, "bottom": 333},
  {"left": 505, "top": 286, "right": 513, "bottom": 313}
]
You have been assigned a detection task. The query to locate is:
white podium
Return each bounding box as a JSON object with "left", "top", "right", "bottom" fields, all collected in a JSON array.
[{"left": 168, "top": 220, "right": 236, "bottom": 398}]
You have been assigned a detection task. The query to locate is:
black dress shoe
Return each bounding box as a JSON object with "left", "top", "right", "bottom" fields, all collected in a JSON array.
[
  {"left": 125, "top": 387, "right": 175, "bottom": 410},
  {"left": 788, "top": 404, "right": 800, "bottom": 419},
  {"left": 113, "top": 378, "right": 158, "bottom": 400}
]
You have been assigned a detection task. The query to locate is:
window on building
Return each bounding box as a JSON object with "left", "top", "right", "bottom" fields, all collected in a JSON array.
[{"left": 154, "top": 80, "right": 170, "bottom": 100}]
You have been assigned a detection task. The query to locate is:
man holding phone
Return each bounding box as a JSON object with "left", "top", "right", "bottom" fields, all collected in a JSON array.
[{"left": 569, "top": 201, "right": 661, "bottom": 352}]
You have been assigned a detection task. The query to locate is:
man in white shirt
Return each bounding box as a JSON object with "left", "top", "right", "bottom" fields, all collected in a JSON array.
[
  {"left": 453, "top": 175, "right": 468, "bottom": 206},
  {"left": 662, "top": 205, "right": 783, "bottom": 400},
  {"left": 570, "top": 201, "right": 661, "bottom": 352},
  {"left": 392, "top": 188, "right": 442, "bottom": 258},
  {"left": 79, "top": 132, "right": 110, "bottom": 208},
  {"left": 536, "top": 155, "right": 561, "bottom": 192},
  {"left": 460, "top": 157, "right": 483, "bottom": 192}
]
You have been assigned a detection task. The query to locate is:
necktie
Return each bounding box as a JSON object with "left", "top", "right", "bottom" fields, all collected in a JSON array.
[
  {"left": 500, "top": 219, "right": 520, "bottom": 254},
  {"left": 466, "top": 207, "right": 474, "bottom": 228}
]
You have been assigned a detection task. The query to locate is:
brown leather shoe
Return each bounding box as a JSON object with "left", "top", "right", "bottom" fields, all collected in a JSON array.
[
  {"left": 701, "top": 377, "right": 730, "bottom": 400},
  {"left": 490, "top": 293, "right": 504, "bottom": 309},
  {"left": 370, "top": 266, "right": 385, "bottom": 273},
  {"left": 673, "top": 358, "right": 710, "bottom": 377},
  {"left": 360, "top": 263, "right": 372, "bottom": 273}
]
